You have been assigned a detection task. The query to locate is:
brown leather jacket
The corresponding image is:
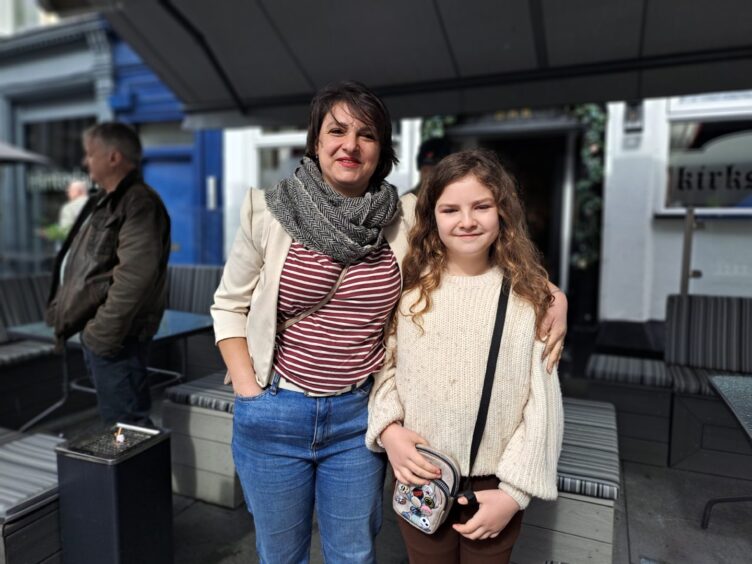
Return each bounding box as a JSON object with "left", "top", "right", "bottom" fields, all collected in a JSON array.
[{"left": 46, "top": 169, "right": 171, "bottom": 357}]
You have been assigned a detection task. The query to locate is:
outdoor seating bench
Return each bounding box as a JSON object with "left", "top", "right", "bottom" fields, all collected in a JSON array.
[
  {"left": 0, "top": 340, "right": 55, "bottom": 366},
  {"left": 512, "top": 397, "right": 621, "bottom": 564},
  {"left": 584, "top": 294, "right": 752, "bottom": 476},
  {"left": 162, "top": 371, "right": 243, "bottom": 508},
  {"left": 0, "top": 273, "right": 56, "bottom": 367},
  {"left": 0, "top": 431, "right": 65, "bottom": 564},
  {"left": 164, "top": 264, "right": 224, "bottom": 380},
  {"left": 0, "top": 266, "right": 220, "bottom": 429},
  {"left": 0, "top": 274, "right": 81, "bottom": 430}
]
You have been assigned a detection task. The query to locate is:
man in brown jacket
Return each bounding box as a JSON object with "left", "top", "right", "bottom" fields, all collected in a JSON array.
[{"left": 46, "top": 122, "right": 171, "bottom": 426}]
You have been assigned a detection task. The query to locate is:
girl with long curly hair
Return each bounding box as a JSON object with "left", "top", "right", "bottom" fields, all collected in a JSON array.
[{"left": 367, "top": 149, "right": 564, "bottom": 563}]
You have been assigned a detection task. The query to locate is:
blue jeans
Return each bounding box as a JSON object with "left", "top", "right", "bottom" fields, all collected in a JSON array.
[
  {"left": 232, "top": 373, "right": 385, "bottom": 564},
  {"left": 81, "top": 337, "right": 152, "bottom": 426}
]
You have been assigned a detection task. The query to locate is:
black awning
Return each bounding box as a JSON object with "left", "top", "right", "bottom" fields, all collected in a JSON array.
[{"left": 42, "top": 0, "right": 752, "bottom": 126}]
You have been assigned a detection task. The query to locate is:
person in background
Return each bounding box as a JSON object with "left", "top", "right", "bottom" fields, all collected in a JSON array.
[
  {"left": 39, "top": 179, "right": 89, "bottom": 242},
  {"left": 407, "top": 136, "right": 452, "bottom": 197},
  {"left": 368, "top": 150, "right": 564, "bottom": 563},
  {"left": 46, "top": 122, "right": 171, "bottom": 427},
  {"left": 59, "top": 180, "right": 89, "bottom": 233}
]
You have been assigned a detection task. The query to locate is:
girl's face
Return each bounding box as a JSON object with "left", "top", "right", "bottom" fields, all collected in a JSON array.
[{"left": 434, "top": 175, "right": 500, "bottom": 273}]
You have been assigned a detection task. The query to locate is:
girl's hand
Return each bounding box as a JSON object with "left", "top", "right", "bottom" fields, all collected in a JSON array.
[
  {"left": 452, "top": 489, "right": 520, "bottom": 540},
  {"left": 380, "top": 423, "right": 441, "bottom": 485},
  {"left": 539, "top": 288, "right": 568, "bottom": 374}
]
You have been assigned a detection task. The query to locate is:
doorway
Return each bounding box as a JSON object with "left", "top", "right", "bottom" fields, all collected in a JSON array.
[{"left": 480, "top": 135, "right": 568, "bottom": 284}]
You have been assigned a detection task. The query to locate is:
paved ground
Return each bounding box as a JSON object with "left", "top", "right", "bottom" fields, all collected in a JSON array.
[
  {"left": 617, "top": 461, "right": 752, "bottom": 564},
  {"left": 166, "top": 461, "right": 752, "bottom": 564},
  {"left": 171, "top": 469, "right": 408, "bottom": 564},
  {"left": 38, "top": 394, "right": 752, "bottom": 563}
]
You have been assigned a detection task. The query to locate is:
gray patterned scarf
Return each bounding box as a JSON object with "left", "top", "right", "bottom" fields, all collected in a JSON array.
[{"left": 265, "top": 157, "right": 400, "bottom": 265}]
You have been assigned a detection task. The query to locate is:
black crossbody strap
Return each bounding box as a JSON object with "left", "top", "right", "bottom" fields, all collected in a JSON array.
[{"left": 467, "top": 278, "right": 510, "bottom": 479}]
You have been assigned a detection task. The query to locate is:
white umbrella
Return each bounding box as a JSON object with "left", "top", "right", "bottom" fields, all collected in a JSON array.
[{"left": 0, "top": 140, "right": 50, "bottom": 165}]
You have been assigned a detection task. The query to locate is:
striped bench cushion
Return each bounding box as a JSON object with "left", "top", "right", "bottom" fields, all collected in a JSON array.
[
  {"left": 587, "top": 354, "right": 748, "bottom": 397},
  {"left": 665, "top": 295, "right": 749, "bottom": 372},
  {"left": 557, "top": 398, "right": 621, "bottom": 501},
  {"left": 0, "top": 340, "right": 55, "bottom": 366},
  {"left": 667, "top": 365, "right": 743, "bottom": 396},
  {"left": 665, "top": 294, "right": 691, "bottom": 365},
  {"left": 0, "top": 433, "right": 64, "bottom": 522},
  {"left": 688, "top": 296, "right": 743, "bottom": 371},
  {"left": 585, "top": 353, "right": 671, "bottom": 388},
  {"left": 742, "top": 299, "right": 752, "bottom": 373},
  {"left": 0, "top": 428, "right": 21, "bottom": 447},
  {"left": 166, "top": 371, "right": 234, "bottom": 413}
]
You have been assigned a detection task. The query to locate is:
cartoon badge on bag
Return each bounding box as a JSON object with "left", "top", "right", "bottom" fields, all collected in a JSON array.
[
  {"left": 401, "top": 511, "right": 431, "bottom": 531},
  {"left": 398, "top": 482, "right": 440, "bottom": 531}
]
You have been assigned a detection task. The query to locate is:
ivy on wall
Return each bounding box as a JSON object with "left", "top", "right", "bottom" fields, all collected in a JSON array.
[
  {"left": 421, "top": 115, "right": 456, "bottom": 140},
  {"left": 571, "top": 104, "right": 606, "bottom": 270}
]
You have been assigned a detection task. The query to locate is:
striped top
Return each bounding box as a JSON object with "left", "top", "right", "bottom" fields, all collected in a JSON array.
[{"left": 273, "top": 241, "right": 401, "bottom": 393}]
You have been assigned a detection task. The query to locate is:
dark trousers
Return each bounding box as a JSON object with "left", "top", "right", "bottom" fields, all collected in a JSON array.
[
  {"left": 397, "top": 476, "right": 524, "bottom": 564},
  {"left": 82, "top": 337, "right": 153, "bottom": 426}
]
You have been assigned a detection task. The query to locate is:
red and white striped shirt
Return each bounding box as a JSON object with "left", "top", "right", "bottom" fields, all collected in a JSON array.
[{"left": 273, "top": 241, "right": 401, "bottom": 393}]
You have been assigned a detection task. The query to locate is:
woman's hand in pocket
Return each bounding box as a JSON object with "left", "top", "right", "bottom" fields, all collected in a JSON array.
[
  {"left": 218, "top": 338, "right": 264, "bottom": 398},
  {"left": 232, "top": 371, "right": 263, "bottom": 398},
  {"left": 380, "top": 423, "right": 441, "bottom": 485}
]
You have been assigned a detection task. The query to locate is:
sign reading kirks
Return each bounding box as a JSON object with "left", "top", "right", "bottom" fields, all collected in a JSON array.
[
  {"left": 668, "top": 163, "right": 752, "bottom": 207},
  {"left": 667, "top": 126, "right": 752, "bottom": 209}
]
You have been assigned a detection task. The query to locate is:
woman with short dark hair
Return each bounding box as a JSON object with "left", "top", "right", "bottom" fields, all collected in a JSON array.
[{"left": 212, "top": 81, "right": 568, "bottom": 563}]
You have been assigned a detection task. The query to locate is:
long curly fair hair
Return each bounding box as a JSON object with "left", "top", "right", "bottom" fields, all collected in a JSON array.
[{"left": 401, "top": 149, "right": 552, "bottom": 331}]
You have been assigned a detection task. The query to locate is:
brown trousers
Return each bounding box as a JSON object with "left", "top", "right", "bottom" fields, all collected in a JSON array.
[{"left": 396, "top": 476, "right": 524, "bottom": 564}]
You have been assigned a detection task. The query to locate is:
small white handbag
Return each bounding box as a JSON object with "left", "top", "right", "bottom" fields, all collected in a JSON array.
[{"left": 392, "top": 445, "right": 461, "bottom": 534}]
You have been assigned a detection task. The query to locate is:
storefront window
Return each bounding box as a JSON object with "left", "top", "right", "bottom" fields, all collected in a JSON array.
[
  {"left": 667, "top": 119, "right": 752, "bottom": 210},
  {"left": 259, "top": 146, "right": 305, "bottom": 189}
]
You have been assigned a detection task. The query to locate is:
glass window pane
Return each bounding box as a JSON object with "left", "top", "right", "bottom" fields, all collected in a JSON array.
[
  {"left": 667, "top": 119, "right": 752, "bottom": 209},
  {"left": 258, "top": 147, "right": 305, "bottom": 189}
]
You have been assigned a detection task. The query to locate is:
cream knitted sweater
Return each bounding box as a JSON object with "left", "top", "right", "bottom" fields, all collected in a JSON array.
[{"left": 366, "top": 268, "right": 563, "bottom": 509}]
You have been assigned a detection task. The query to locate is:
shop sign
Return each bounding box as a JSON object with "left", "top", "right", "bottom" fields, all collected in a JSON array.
[
  {"left": 667, "top": 125, "right": 752, "bottom": 209},
  {"left": 667, "top": 164, "right": 752, "bottom": 207}
]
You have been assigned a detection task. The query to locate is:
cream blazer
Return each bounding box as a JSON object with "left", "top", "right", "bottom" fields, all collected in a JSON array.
[{"left": 211, "top": 188, "right": 416, "bottom": 388}]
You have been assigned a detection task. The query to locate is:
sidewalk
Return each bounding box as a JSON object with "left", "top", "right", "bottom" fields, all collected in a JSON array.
[
  {"left": 36, "top": 395, "right": 752, "bottom": 563},
  {"left": 171, "top": 472, "right": 408, "bottom": 564}
]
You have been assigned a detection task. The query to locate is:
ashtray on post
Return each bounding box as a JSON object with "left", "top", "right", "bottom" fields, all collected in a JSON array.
[{"left": 56, "top": 423, "right": 173, "bottom": 564}]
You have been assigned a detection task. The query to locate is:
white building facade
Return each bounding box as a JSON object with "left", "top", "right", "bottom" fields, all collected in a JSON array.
[{"left": 601, "top": 93, "right": 752, "bottom": 322}]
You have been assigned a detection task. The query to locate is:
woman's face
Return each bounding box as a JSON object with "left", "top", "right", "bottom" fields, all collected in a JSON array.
[
  {"left": 316, "top": 102, "right": 380, "bottom": 197},
  {"left": 434, "top": 174, "right": 500, "bottom": 272}
]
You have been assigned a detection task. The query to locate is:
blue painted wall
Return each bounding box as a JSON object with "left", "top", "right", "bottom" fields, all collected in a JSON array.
[{"left": 109, "top": 37, "right": 223, "bottom": 265}]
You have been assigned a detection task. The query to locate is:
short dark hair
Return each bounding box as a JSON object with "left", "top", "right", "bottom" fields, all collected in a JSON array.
[
  {"left": 305, "top": 81, "right": 398, "bottom": 186},
  {"left": 84, "top": 122, "right": 142, "bottom": 166}
]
